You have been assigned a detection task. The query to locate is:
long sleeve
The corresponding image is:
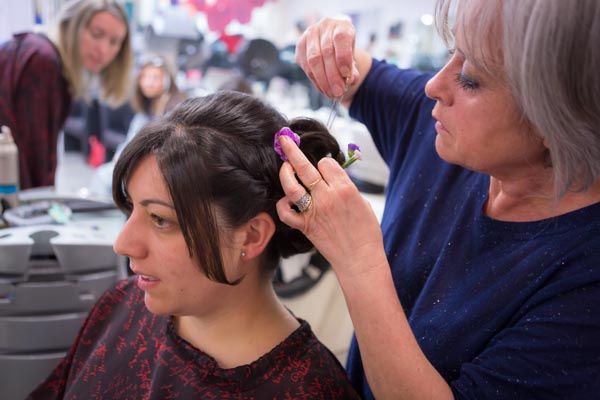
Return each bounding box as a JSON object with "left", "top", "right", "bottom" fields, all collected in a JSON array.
[{"left": 0, "top": 33, "right": 72, "bottom": 189}]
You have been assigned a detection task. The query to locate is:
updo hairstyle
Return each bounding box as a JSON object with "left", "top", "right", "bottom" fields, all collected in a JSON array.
[{"left": 113, "top": 91, "right": 345, "bottom": 284}]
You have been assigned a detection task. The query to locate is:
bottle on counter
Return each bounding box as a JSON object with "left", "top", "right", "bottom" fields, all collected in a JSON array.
[{"left": 0, "top": 125, "right": 19, "bottom": 212}]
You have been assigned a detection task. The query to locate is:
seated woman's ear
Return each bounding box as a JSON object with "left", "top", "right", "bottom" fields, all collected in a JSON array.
[{"left": 239, "top": 212, "right": 276, "bottom": 261}]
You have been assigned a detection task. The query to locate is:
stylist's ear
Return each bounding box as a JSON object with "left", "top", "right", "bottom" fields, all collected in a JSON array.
[{"left": 240, "top": 212, "right": 276, "bottom": 260}]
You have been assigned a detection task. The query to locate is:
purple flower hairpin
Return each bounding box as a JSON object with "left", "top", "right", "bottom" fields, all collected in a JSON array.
[
  {"left": 274, "top": 127, "right": 301, "bottom": 161},
  {"left": 342, "top": 143, "right": 362, "bottom": 168},
  {"left": 274, "top": 128, "right": 361, "bottom": 169}
]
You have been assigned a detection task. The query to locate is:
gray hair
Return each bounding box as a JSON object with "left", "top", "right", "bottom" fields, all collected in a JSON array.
[{"left": 435, "top": 0, "right": 600, "bottom": 197}]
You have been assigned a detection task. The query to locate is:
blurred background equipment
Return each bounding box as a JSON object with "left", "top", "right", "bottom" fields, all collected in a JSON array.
[
  {"left": 63, "top": 100, "right": 135, "bottom": 162},
  {"left": 236, "top": 38, "right": 280, "bottom": 83},
  {"left": 0, "top": 191, "right": 124, "bottom": 399},
  {"left": 274, "top": 251, "right": 330, "bottom": 299}
]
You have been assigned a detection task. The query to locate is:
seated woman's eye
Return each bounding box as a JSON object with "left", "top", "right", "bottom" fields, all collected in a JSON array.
[{"left": 150, "top": 213, "right": 172, "bottom": 229}]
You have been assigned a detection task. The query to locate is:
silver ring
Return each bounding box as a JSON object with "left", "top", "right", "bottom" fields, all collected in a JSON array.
[{"left": 295, "top": 192, "right": 312, "bottom": 213}]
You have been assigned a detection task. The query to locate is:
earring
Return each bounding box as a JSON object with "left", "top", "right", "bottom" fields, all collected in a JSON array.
[{"left": 241, "top": 251, "right": 246, "bottom": 258}]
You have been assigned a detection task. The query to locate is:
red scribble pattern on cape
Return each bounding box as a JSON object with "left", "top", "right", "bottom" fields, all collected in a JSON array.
[{"left": 28, "top": 278, "right": 360, "bottom": 399}]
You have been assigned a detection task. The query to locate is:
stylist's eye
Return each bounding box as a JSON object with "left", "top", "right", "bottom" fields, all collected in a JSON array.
[{"left": 454, "top": 72, "right": 480, "bottom": 92}]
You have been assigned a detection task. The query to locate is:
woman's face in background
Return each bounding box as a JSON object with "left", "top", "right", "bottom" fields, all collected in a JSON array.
[
  {"left": 139, "top": 65, "right": 167, "bottom": 99},
  {"left": 79, "top": 11, "right": 127, "bottom": 73}
]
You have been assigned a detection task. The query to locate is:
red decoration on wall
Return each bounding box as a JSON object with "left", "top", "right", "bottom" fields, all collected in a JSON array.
[{"left": 187, "top": 0, "right": 271, "bottom": 33}]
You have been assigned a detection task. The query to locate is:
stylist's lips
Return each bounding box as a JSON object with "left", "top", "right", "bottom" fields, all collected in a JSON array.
[{"left": 434, "top": 120, "right": 450, "bottom": 135}]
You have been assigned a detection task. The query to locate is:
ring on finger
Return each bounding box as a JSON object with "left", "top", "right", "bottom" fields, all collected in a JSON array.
[
  {"left": 295, "top": 192, "right": 312, "bottom": 213},
  {"left": 307, "top": 178, "right": 322, "bottom": 192}
]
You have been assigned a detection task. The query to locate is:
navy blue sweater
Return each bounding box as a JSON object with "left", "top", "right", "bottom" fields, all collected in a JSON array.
[{"left": 346, "top": 60, "right": 600, "bottom": 399}]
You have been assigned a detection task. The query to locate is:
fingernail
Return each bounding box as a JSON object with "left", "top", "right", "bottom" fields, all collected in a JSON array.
[
  {"left": 279, "top": 136, "right": 288, "bottom": 144},
  {"left": 340, "top": 66, "right": 350, "bottom": 77},
  {"left": 352, "top": 65, "right": 360, "bottom": 83},
  {"left": 332, "top": 84, "right": 343, "bottom": 97}
]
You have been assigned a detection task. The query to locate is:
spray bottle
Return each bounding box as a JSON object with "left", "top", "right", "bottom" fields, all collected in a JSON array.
[{"left": 0, "top": 125, "right": 19, "bottom": 212}]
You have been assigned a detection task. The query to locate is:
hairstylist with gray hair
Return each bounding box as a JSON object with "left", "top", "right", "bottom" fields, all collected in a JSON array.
[{"left": 276, "top": 0, "right": 600, "bottom": 399}]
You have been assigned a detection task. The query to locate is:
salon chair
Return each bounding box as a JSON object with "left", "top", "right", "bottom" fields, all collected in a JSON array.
[{"left": 0, "top": 192, "right": 123, "bottom": 399}]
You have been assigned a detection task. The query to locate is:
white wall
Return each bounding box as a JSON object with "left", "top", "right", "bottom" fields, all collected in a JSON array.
[
  {"left": 0, "top": 0, "right": 35, "bottom": 42},
  {"left": 239, "top": 0, "right": 439, "bottom": 65},
  {"left": 276, "top": 0, "right": 436, "bottom": 48}
]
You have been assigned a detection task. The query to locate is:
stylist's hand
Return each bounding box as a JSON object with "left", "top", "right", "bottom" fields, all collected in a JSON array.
[
  {"left": 276, "top": 136, "right": 385, "bottom": 279},
  {"left": 295, "top": 17, "right": 360, "bottom": 99}
]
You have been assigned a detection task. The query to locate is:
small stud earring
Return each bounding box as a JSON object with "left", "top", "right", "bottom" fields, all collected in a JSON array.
[{"left": 241, "top": 251, "right": 246, "bottom": 258}]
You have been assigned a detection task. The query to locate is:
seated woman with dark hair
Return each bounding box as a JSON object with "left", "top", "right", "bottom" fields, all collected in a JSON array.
[{"left": 28, "top": 91, "right": 360, "bottom": 399}]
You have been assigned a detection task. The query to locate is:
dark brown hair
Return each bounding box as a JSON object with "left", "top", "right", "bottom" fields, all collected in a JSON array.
[{"left": 113, "top": 91, "right": 344, "bottom": 284}]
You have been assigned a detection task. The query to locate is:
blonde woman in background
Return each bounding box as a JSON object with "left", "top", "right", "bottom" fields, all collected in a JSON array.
[{"left": 0, "top": 0, "right": 132, "bottom": 190}]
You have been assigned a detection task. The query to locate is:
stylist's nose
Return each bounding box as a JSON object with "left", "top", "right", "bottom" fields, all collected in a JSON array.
[
  {"left": 113, "top": 213, "right": 147, "bottom": 260},
  {"left": 425, "top": 60, "right": 454, "bottom": 106}
]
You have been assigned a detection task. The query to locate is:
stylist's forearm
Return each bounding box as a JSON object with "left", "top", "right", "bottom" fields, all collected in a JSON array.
[{"left": 335, "top": 253, "right": 454, "bottom": 400}]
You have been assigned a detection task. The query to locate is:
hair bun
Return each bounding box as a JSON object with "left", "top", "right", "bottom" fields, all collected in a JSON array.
[
  {"left": 274, "top": 221, "right": 315, "bottom": 257},
  {"left": 288, "top": 118, "right": 345, "bottom": 167}
]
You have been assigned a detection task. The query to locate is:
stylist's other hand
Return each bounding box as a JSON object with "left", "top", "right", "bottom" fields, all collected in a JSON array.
[
  {"left": 276, "top": 136, "right": 385, "bottom": 279},
  {"left": 295, "top": 17, "right": 360, "bottom": 99}
]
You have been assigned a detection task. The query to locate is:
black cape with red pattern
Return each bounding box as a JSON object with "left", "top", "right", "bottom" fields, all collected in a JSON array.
[{"left": 28, "top": 278, "right": 360, "bottom": 399}]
